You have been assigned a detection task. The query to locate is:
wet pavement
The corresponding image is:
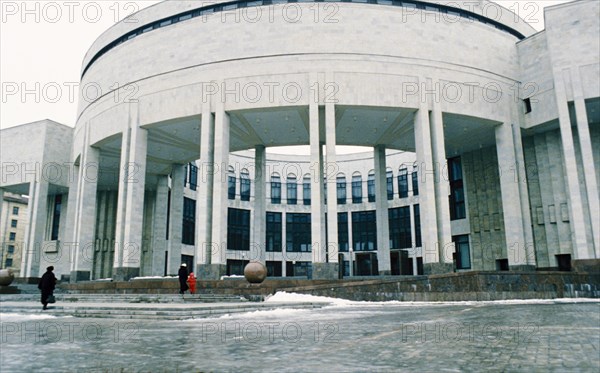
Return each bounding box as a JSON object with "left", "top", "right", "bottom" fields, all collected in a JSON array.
[{"left": 1, "top": 299, "right": 599, "bottom": 372}]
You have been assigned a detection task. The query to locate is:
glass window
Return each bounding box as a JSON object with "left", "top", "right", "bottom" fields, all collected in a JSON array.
[
  {"left": 271, "top": 174, "right": 281, "bottom": 204},
  {"left": 338, "top": 212, "right": 349, "bottom": 252},
  {"left": 398, "top": 168, "right": 408, "bottom": 198},
  {"left": 227, "top": 208, "right": 250, "bottom": 251},
  {"left": 388, "top": 207, "right": 411, "bottom": 249},
  {"left": 352, "top": 211, "right": 377, "bottom": 252},
  {"left": 226, "top": 259, "right": 249, "bottom": 276},
  {"left": 50, "top": 195, "right": 62, "bottom": 240},
  {"left": 7, "top": 245, "right": 15, "bottom": 254},
  {"left": 412, "top": 167, "right": 419, "bottom": 196},
  {"left": 189, "top": 163, "right": 198, "bottom": 191},
  {"left": 266, "top": 212, "right": 282, "bottom": 252},
  {"left": 182, "top": 197, "right": 196, "bottom": 245},
  {"left": 240, "top": 169, "right": 250, "bottom": 201},
  {"left": 228, "top": 167, "right": 236, "bottom": 200},
  {"left": 10, "top": 220, "right": 17, "bottom": 228},
  {"left": 12, "top": 207, "right": 19, "bottom": 215},
  {"left": 336, "top": 175, "right": 346, "bottom": 205},
  {"left": 287, "top": 174, "right": 297, "bottom": 205},
  {"left": 286, "top": 261, "right": 310, "bottom": 277},
  {"left": 5, "top": 258, "right": 13, "bottom": 267},
  {"left": 352, "top": 173, "right": 362, "bottom": 203},
  {"left": 286, "top": 213, "right": 311, "bottom": 252},
  {"left": 453, "top": 235, "right": 471, "bottom": 269},
  {"left": 303, "top": 175, "right": 311, "bottom": 205},
  {"left": 449, "top": 157, "right": 465, "bottom": 220},
  {"left": 386, "top": 169, "right": 394, "bottom": 200},
  {"left": 266, "top": 261, "right": 282, "bottom": 277},
  {"left": 367, "top": 172, "right": 376, "bottom": 202},
  {"left": 414, "top": 204, "right": 421, "bottom": 247},
  {"left": 9, "top": 232, "right": 16, "bottom": 241}
]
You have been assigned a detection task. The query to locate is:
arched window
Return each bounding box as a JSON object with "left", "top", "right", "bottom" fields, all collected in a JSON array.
[
  {"left": 240, "top": 169, "right": 250, "bottom": 201},
  {"left": 412, "top": 163, "right": 419, "bottom": 196},
  {"left": 287, "top": 173, "right": 297, "bottom": 205},
  {"left": 398, "top": 167, "right": 408, "bottom": 198},
  {"left": 228, "top": 166, "right": 236, "bottom": 200},
  {"left": 270, "top": 173, "right": 281, "bottom": 204},
  {"left": 336, "top": 173, "right": 346, "bottom": 205},
  {"left": 386, "top": 168, "right": 394, "bottom": 200},
  {"left": 367, "top": 170, "right": 376, "bottom": 202},
  {"left": 352, "top": 172, "right": 362, "bottom": 203},
  {"left": 303, "top": 174, "right": 311, "bottom": 205}
]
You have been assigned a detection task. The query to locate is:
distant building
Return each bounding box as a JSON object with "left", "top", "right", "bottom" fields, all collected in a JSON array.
[
  {"left": 0, "top": 193, "right": 28, "bottom": 277},
  {"left": 0, "top": 0, "right": 598, "bottom": 281}
]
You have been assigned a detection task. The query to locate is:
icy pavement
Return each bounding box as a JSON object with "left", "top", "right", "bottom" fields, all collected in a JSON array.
[{"left": 1, "top": 294, "right": 599, "bottom": 372}]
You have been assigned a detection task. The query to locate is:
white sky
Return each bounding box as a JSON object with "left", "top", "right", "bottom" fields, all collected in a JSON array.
[{"left": 0, "top": 0, "right": 572, "bottom": 130}]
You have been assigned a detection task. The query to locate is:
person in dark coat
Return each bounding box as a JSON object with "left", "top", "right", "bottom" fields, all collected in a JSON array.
[
  {"left": 38, "top": 266, "right": 57, "bottom": 310},
  {"left": 178, "top": 263, "right": 189, "bottom": 295}
]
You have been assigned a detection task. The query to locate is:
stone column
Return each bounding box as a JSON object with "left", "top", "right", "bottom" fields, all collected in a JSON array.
[
  {"left": 206, "top": 100, "right": 229, "bottom": 279},
  {"left": 429, "top": 100, "right": 454, "bottom": 266},
  {"left": 22, "top": 179, "right": 50, "bottom": 278},
  {"left": 374, "top": 145, "right": 391, "bottom": 275},
  {"left": 554, "top": 70, "right": 590, "bottom": 259},
  {"left": 495, "top": 121, "right": 530, "bottom": 270},
  {"left": 414, "top": 104, "right": 443, "bottom": 274},
  {"left": 253, "top": 145, "right": 267, "bottom": 263},
  {"left": 167, "top": 165, "right": 184, "bottom": 275},
  {"left": 152, "top": 176, "right": 168, "bottom": 276},
  {"left": 309, "top": 80, "right": 326, "bottom": 269},
  {"left": 70, "top": 144, "right": 99, "bottom": 282},
  {"left": 196, "top": 107, "right": 215, "bottom": 274}
]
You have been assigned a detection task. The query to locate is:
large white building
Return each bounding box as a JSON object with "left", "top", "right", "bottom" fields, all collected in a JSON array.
[{"left": 0, "top": 0, "right": 598, "bottom": 281}]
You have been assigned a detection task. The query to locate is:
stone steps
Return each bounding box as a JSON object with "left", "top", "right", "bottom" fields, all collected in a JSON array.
[{"left": 0, "top": 293, "right": 248, "bottom": 303}]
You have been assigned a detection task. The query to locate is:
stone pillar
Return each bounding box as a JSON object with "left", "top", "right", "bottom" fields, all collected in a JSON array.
[
  {"left": 253, "top": 145, "right": 267, "bottom": 264},
  {"left": 70, "top": 144, "right": 99, "bottom": 282},
  {"left": 554, "top": 71, "right": 590, "bottom": 259},
  {"left": 152, "top": 176, "right": 168, "bottom": 276},
  {"left": 22, "top": 179, "right": 50, "bottom": 278},
  {"left": 167, "top": 165, "right": 184, "bottom": 275},
  {"left": 309, "top": 79, "right": 326, "bottom": 269},
  {"left": 572, "top": 68, "right": 599, "bottom": 257},
  {"left": 429, "top": 101, "right": 454, "bottom": 266},
  {"left": 196, "top": 107, "right": 215, "bottom": 274},
  {"left": 495, "top": 121, "right": 531, "bottom": 270},
  {"left": 206, "top": 100, "right": 229, "bottom": 279},
  {"left": 374, "top": 145, "right": 391, "bottom": 275}
]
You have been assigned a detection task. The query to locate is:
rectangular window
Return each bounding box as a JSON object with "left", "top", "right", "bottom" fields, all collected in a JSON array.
[
  {"left": 228, "top": 175, "right": 236, "bottom": 200},
  {"left": 286, "top": 213, "right": 311, "bottom": 252},
  {"left": 266, "top": 212, "right": 282, "bottom": 252},
  {"left": 5, "top": 258, "right": 13, "bottom": 267},
  {"left": 9, "top": 232, "right": 16, "bottom": 241},
  {"left": 389, "top": 206, "right": 412, "bottom": 249},
  {"left": 352, "top": 211, "right": 377, "bottom": 251},
  {"left": 453, "top": 235, "right": 471, "bottom": 269},
  {"left": 7, "top": 245, "right": 15, "bottom": 254},
  {"left": 414, "top": 204, "right": 421, "bottom": 247},
  {"left": 182, "top": 197, "right": 196, "bottom": 245},
  {"left": 286, "top": 261, "right": 310, "bottom": 277},
  {"left": 303, "top": 180, "right": 311, "bottom": 205},
  {"left": 398, "top": 168, "right": 408, "bottom": 198},
  {"left": 189, "top": 163, "right": 198, "bottom": 191},
  {"left": 367, "top": 175, "right": 376, "bottom": 202},
  {"left": 338, "top": 212, "right": 349, "bottom": 252},
  {"left": 352, "top": 177, "right": 362, "bottom": 204},
  {"left": 226, "top": 259, "right": 249, "bottom": 276},
  {"left": 10, "top": 219, "right": 17, "bottom": 228},
  {"left": 524, "top": 98, "right": 532, "bottom": 114},
  {"left": 240, "top": 175, "right": 251, "bottom": 201},
  {"left": 448, "top": 157, "right": 466, "bottom": 220},
  {"left": 227, "top": 208, "right": 250, "bottom": 251},
  {"left": 271, "top": 180, "right": 281, "bottom": 204},
  {"left": 266, "top": 261, "right": 282, "bottom": 277},
  {"left": 386, "top": 171, "right": 393, "bottom": 200},
  {"left": 287, "top": 182, "right": 297, "bottom": 205},
  {"left": 12, "top": 207, "right": 19, "bottom": 215},
  {"left": 337, "top": 178, "right": 346, "bottom": 205},
  {"left": 412, "top": 171, "right": 419, "bottom": 196},
  {"left": 50, "top": 195, "right": 62, "bottom": 240}
]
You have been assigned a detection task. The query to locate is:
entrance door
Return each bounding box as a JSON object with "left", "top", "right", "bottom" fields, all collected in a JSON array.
[{"left": 355, "top": 253, "right": 378, "bottom": 276}]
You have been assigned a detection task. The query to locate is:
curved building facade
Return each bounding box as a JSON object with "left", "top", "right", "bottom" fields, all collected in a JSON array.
[{"left": 1, "top": 0, "right": 598, "bottom": 281}]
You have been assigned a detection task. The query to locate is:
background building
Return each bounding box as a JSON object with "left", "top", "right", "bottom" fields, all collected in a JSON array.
[
  {"left": 0, "top": 0, "right": 597, "bottom": 281},
  {"left": 0, "top": 193, "right": 29, "bottom": 277}
]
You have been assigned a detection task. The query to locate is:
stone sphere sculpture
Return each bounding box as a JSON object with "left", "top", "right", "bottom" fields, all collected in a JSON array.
[
  {"left": 0, "top": 269, "right": 15, "bottom": 286},
  {"left": 244, "top": 262, "right": 267, "bottom": 284}
]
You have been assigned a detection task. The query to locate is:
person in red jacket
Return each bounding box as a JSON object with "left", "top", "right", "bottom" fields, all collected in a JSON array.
[{"left": 187, "top": 272, "right": 197, "bottom": 294}]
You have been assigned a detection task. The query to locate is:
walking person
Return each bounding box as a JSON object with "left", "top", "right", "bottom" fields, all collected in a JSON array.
[
  {"left": 178, "top": 263, "right": 189, "bottom": 295},
  {"left": 187, "top": 272, "right": 197, "bottom": 294},
  {"left": 38, "top": 266, "right": 57, "bottom": 310}
]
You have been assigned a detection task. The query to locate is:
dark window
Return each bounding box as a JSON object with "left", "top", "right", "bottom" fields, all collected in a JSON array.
[
  {"left": 5, "top": 258, "right": 13, "bottom": 267},
  {"left": 286, "top": 261, "right": 310, "bottom": 277},
  {"left": 12, "top": 207, "right": 18, "bottom": 215},
  {"left": 556, "top": 254, "right": 572, "bottom": 271},
  {"left": 286, "top": 213, "right": 311, "bottom": 252},
  {"left": 228, "top": 175, "right": 236, "bottom": 200},
  {"left": 271, "top": 175, "right": 281, "bottom": 204},
  {"left": 398, "top": 168, "right": 408, "bottom": 198},
  {"left": 496, "top": 259, "right": 509, "bottom": 271},
  {"left": 338, "top": 212, "right": 349, "bottom": 252},
  {"left": 524, "top": 98, "right": 532, "bottom": 114},
  {"left": 182, "top": 197, "right": 196, "bottom": 245},
  {"left": 389, "top": 207, "right": 411, "bottom": 249},
  {"left": 448, "top": 157, "right": 466, "bottom": 220},
  {"left": 352, "top": 174, "right": 362, "bottom": 203},
  {"left": 287, "top": 175, "right": 297, "bottom": 205},
  {"left": 266, "top": 212, "right": 282, "bottom": 252},
  {"left": 416, "top": 257, "right": 424, "bottom": 275},
  {"left": 303, "top": 176, "right": 311, "bottom": 205},
  {"left": 7, "top": 245, "right": 15, "bottom": 254},
  {"left": 453, "top": 235, "right": 471, "bottom": 269},
  {"left": 50, "top": 195, "right": 62, "bottom": 240},
  {"left": 9, "top": 232, "right": 16, "bottom": 241},
  {"left": 188, "top": 163, "right": 198, "bottom": 191},
  {"left": 412, "top": 169, "right": 419, "bottom": 196},
  {"left": 342, "top": 260, "right": 350, "bottom": 277},
  {"left": 337, "top": 176, "right": 346, "bottom": 204},
  {"left": 266, "top": 261, "right": 282, "bottom": 277},
  {"left": 227, "top": 208, "right": 250, "bottom": 251},
  {"left": 10, "top": 219, "right": 17, "bottom": 228},
  {"left": 240, "top": 170, "right": 250, "bottom": 201},
  {"left": 368, "top": 173, "right": 376, "bottom": 202},
  {"left": 227, "top": 259, "right": 249, "bottom": 276},
  {"left": 352, "top": 211, "right": 377, "bottom": 252},
  {"left": 414, "top": 204, "right": 422, "bottom": 247},
  {"left": 386, "top": 170, "right": 394, "bottom": 200}
]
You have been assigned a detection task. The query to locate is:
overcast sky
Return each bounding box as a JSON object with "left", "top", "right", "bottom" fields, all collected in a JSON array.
[{"left": 0, "top": 0, "right": 572, "bottom": 130}]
